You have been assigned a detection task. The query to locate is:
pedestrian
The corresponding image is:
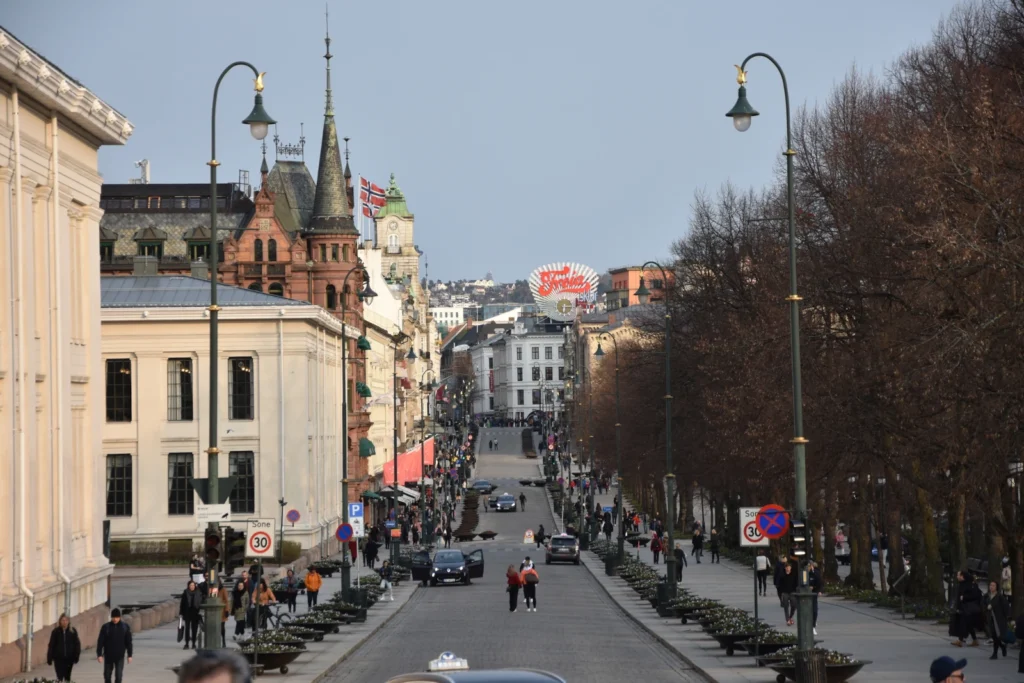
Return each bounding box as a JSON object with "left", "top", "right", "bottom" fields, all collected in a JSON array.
[
  {"left": 673, "top": 544, "right": 684, "bottom": 582},
  {"left": 378, "top": 560, "right": 395, "bottom": 601},
  {"left": 282, "top": 568, "right": 299, "bottom": 613},
  {"left": 778, "top": 562, "right": 798, "bottom": 625},
  {"left": 304, "top": 566, "right": 322, "bottom": 608},
  {"left": 521, "top": 563, "right": 540, "bottom": 612},
  {"left": 692, "top": 529, "right": 704, "bottom": 563},
  {"left": 773, "top": 554, "right": 788, "bottom": 608},
  {"left": 929, "top": 656, "right": 967, "bottom": 683},
  {"left": 708, "top": 529, "right": 720, "bottom": 563},
  {"left": 808, "top": 559, "right": 823, "bottom": 635},
  {"left": 255, "top": 578, "right": 277, "bottom": 629},
  {"left": 216, "top": 579, "right": 229, "bottom": 645},
  {"left": 519, "top": 492, "right": 526, "bottom": 511},
  {"left": 536, "top": 524, "right": 546, "bottom": 549},
  {"left": 755, "top": 549, "right": 770, "bottom": 596},
  {"left": 177, "top": 649, "right": 251, "bottom": 683},
  {"left": 983, "top": 580, "right": 1011, "bottom": 658},
  {"left": 951, "top": 570, "right": 982, "bottom": 647},
  {"left": 189, "top": 554, "right": 205, "bottom": 584},
  {"left": 651, "top": 533, "right": 663, "bottom": 564},
  {"left": 506, "top": 565, "right": 522, "bottom": 612},
  {"left": 412, "top": 523, "right": 420, "bottom": 545},
  {"left": 443, "top": 526, "right": 452, "bottom": 548},
  {"left": 231, "top": 579, "right": 249, "bottom": 637},
  {"left": 96, "top": 608, "right": 132, "bottom": 683},
  {"left": 46, "top": 613, "right": 81, "bottom": 682},
  {"left": 1001, "top": 557, "right": 1012, "bottom": 597},
  {"left": 603, "top": 519, "right": 613, "bottom": 543},
  {"left": 179, "top": 579, "right": 203, "bottom": 650}
]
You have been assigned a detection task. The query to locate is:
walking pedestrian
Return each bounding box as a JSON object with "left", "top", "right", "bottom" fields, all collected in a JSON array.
[
  {"left": 282, "top": 569, "right": 299, "bottom": 613},
  {"left": 536, "top": 524, "right": 546, "bottom": 549},
  {"left": 378, "top": 560, "right": 395, "bottom": 601},
  {"left": 96, "top": 608, "right": 132, "bottom": 683},
  {"left": 506, "top": 565, "right": 522, "bottom": 612},
  {"left": 983, "top": 580, "right": 1011, "bottom": 658},
  {"left": 673, "top": 544, "right": 684, "bottom": 582},
  {"left": 651, "top": 533, "right": 663, "bottom": 564},
  {"left": 304, "top": 566, "right": 322, "bottom": 608},
  {"left": 773, "top": 554, "right": 788, "bottom": 608},
  {"left": 778, "top": 562, "right": 798, "bottom": 625},
  {"left": 255, "top": 579, "right": 277, "bottom": 629},
  {"left": 521, "top": 563, "right": 540, "bottom": 612},
  {"left": 179, "top": 580, "right": 203, "bottom": 650},
  {"left": 692, "top": 529, "right": 704, "bottom": 563},
  {"left": 755, "top": 549, "right": 770, "bottom": 596},
  {"left": 443, "top": 526, "right": 453, "bottom": 548},
  {"left": 231, "top": 580, "right": 249, "bottom": 637},
  {"left": 519, "top": 493, "right": 526, "bottom": 511},
  {"left": 216, "top": 579, "right": 229, "bottom": 645},
  {"left": 46, "top": 613, "right": 81, "bottom": 682},
  {"left": 708, "top": 529, "right": 720, "bottom": 563},
  {"left": 808, "top": 559, "right": 823, "bottom": 635},
  {"left": 951, "top": 570, "right": 982, "bottom": 647}
]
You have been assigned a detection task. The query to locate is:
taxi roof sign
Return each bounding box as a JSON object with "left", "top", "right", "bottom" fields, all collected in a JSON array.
[{"left": 428, "top": 652, "right": 470, "bottom": 672}]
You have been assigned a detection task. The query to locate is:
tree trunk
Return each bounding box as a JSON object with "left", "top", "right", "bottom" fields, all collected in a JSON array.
[
  {"left": 823, "top": 485, "right": 840, "bottom": 582},
  {"left": 949, "top": 490, "right": 968, "bottom": 573},
  {"left": 907, "top": 482, "right": 946, "bottom": 604},
  {"left": 885, "top": 470, "right": 905, "bottom": 595},
  {"left": 845, "top": 481, "right": 875, "bottom": 589},
  {"left": 874, "top": 481, "right": 888, "bottom": 594}
]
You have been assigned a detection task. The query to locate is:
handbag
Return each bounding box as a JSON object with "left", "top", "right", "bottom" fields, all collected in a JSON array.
[{"left": 176, "top": 617, "right": 185, "bottom": 643}]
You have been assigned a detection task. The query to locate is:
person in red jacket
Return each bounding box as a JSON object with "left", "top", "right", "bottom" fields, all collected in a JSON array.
[
  {"left": 506, "top": 565, "right": 522, "bottom": 612},
  {"left": 651, "top": 533, "right": 663, "bottom": 564}
]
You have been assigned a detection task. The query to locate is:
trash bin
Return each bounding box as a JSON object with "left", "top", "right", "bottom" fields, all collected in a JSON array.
[
  {"left": 604, "top": 554, "right": 619, "bottom": 576},
  {"left": 793, "top": 648, "right": 827, "bottom": 683},
  {"left": 579, "top": 533, "right": 590, "bottom": 551},
  {"left": 655, "top": 581, "right": 674, "bottom": 607}
]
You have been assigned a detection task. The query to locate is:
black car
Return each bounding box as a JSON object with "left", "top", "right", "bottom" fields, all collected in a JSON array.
[
  {"left": 412, "top": 549, "right": 485, "bottom": 586},
  {"left": 494, "top": 493, "right": 516, "bottom": 512},
  {"left": 545, "top": 534, "right": 580, "bottom": 565},
  {"left": 472, "top": 480, "right": 496, "bottom": 494}
]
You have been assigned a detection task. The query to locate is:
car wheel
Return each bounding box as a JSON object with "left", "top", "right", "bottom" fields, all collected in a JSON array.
[
  {"left": 546, "top": 558, "right": 551, "bottom": 565},
  {"left": 430, "top": 579, "right": 437, "bottom": 586},
  {"left": 574, "top": 558, "right": 580, "bottom": 565}
]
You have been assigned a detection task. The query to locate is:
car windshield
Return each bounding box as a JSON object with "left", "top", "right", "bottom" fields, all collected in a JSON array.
[
  {"left": 551, "top": 537, "right": 576, "bottom": 547},
  {"left": 474, "top": 481, "right": 490, "bottom": 487},
  {"left": 498, "top": 495, "right": 514, "bottom": 501},
  {"left": 435, "top": 551, "right": 463, "bottom": 563}
]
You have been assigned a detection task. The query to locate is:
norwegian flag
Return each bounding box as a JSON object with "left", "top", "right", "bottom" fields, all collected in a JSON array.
[
  {"left": 360, "top": 177, "right": 386, "bottom": 218},
  {"left": 435, "top": 384, "right": 449, "bottom": 404}
]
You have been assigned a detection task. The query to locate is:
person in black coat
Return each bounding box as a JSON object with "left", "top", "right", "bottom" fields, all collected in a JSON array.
[
  {"left": 96, "top": 608, "right": 132, "bottom": 683},
  {"left": 46, "top": 613, "right": 81, "bottom": 681},
  {"left": 179, "top": 580, "right": 204, "bottom": 650},
  {"left": 952, "top": 571, "right": 982, "bottom": 647},
  {"left": 983, "top": 580, "right": 1011, "bottom": 658}
]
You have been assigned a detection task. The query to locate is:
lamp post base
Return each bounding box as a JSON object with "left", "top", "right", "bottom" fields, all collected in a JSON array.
[
  {"left": 340, "top": 558, "right": 352, "bottom": 602},
  {"left": 202, "top": 594, "right": 223, "bottom": 650}
]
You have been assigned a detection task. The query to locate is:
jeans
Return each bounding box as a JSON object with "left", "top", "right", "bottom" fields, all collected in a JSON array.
[
  {"left": 235, "top": 617, "right": 245, "bottom": 636},
  {"left": 782, "top": 593, "right": 796, "bottom": 621},
  {"left": 711, "top": 550, "right": 720, "bottom": 563},
  {"left": 523, "top": 584, "right": 537, "bottom": 608},
  {"left": 103, "top": 657, "right": 125, "bottom": 683},
  {"left": 757, "top": 570, "right": 768, "bottom": 594},
  {"left": 53, "top": 659, "right": 74, "bottom": 681},
  {"left": 184, "top": 617, "right": 200, "bottom": 645},
  {"left": 652, "top": 550, "right": 660, "bottom": 564},
  {"left": 307, "top": 590, "right": 319, "bottom": 607},
  {"left": 286, "top": 591, "right": 298, "bottom": 611},
  {"left": 508, "top": 585, "right": 520, "bottom": 611}
]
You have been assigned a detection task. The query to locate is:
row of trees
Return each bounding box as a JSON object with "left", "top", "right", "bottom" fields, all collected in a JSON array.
[{"left": 581, "top": 0, "right": 1024, "bottom": 608}]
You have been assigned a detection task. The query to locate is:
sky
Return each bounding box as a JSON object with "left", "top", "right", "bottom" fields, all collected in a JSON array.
[{"left": 4, "top": 0, "right": 964, "bottom": 282}]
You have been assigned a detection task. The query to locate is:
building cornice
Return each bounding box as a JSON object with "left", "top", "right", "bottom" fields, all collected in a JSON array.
[
  {"left": 101, "top": 304, "right": 362, "bottom": 339},
  {"left": 0, "top": 27, "right": 132, "bottom": 146}
]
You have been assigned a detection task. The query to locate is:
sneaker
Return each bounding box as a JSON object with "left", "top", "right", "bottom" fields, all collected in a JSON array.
[{"left": 813, "top": 628, "right": 817, "bottom": 635}]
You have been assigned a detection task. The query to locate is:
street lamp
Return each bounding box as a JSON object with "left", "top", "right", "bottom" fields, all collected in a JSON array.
[
  {"left": 388, "top": 334, "right": 413, "bottom": 562},
  {"left": 338, "top": 270, "right": 375, "bottom": 599},
  {"left": 595, "top": 335, "right": 625, "bottom": 565},
  {"left": 633, "top": 261, "right": 677, "bottom": 597},
  {"left": 420, "top": 368, "right": 438, "bottom": 544},
  {"left": 726, "top": 53, "right": 815, "bottom": 669},
  {"left": 203, "top": 63, "right": 274, "bottom": 651}
]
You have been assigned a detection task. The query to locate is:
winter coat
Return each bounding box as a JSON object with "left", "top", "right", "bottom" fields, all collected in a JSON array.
[
  {"left": 304, "top": 571, "right": 322, "bottom": 592},
  {"left": 96, "top": 620, "right": 133, "bottom": 661},
  {"left": 231, "top": 589, "right": 250, "bottom": 621},
  {"left": 46, "top": 625, "right": 81, "bottom": 665},
  {"left": 179, "top": 588, "right": 203, "bottom": 620},
  {"left": 984, "top": 592, "right": 1011, "bottom": 639},
  {"left": 778, "top": 569, "right": 799, "bottom": 594}
]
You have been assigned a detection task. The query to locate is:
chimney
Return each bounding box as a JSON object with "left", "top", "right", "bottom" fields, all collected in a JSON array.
[
  {"left": 132, "top": 255, "right": 157, "bottom": 276},
  {"left": 191, "top": 259, "right": 210, "bottom": 280}
]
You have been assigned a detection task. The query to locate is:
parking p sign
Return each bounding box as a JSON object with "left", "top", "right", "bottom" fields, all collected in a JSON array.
[
  {"left": 740, "top": 507, "right": 769, "bottom": 547},
  {"left": 348, "top": 502, "right": 365, "bottom": 538}
]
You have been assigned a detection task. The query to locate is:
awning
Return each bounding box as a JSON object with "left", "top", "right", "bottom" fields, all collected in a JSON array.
[
  {"left": 380, "top": 485, "right": 420, "bottom": 503},
  {"left": 361, "top": 490, "right": 382, "bottom": 501},
  {"left": 356, "top": 382, "right": 372, "bottom": 398},
  {"left": 359, "top": 437, "right": 376, "bottom": 458},
  {"left": 381, "top": 437, "right": 435, "bottom": 485}
]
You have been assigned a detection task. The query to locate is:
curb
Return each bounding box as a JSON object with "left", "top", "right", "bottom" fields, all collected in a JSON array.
[{"left": 311, "top": 586, "right": 421, "bottom": 683}]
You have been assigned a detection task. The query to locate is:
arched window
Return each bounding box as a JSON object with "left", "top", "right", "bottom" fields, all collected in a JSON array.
[
  {"left": 387, "top": 234, "right": 399, "bottom": 249},
  {"left": 268, "top": 239, "right": 277, "bottom": 262},
  {"left": 326, "top": 284, "right": 337, "bottom": 310},
  {"left": 248, "top": 283, "right": 262, "bottom": 293},
  {"left": 254, "top": 239, "right": 264, "bottom": 262},
  {"left": 268, "top": 282, "right": 284, "bottom": 297}
]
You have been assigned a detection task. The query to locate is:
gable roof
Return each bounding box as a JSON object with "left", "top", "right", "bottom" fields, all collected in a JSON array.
[
  {"left": 101, "top": 276, "right": 309, "bottom": 308},
  {"left": 267, "top": 160, "right": 316, "bottom": 232}
]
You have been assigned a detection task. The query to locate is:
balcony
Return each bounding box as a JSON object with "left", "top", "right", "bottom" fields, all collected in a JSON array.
[
  {"left": 385, "top": 246, "right": 401, "bottom": 255},
  {"left": 267, "top": 263, "right": 286, "bottom": 276},
  {"left": 244, "top": 264, "right": 263, "bottom": 276}
]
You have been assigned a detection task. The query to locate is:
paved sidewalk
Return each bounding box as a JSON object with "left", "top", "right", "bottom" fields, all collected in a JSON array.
[
  {"left": 2, "top": 558, "right": 418, "bottom": 683},
  {"left": 567, "top": 483, "right": 1022, "bottom": 682}
]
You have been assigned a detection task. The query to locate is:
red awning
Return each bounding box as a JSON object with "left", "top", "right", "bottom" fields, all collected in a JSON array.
[{"left": 382, "top": 437, "right": 435, "bottom": 486}]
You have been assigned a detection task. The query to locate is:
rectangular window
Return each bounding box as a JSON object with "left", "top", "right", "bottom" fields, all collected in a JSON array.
[
  {"left": 531, "top": 347, "right": 539, "bottom": 360},
  {"left": 516, "top": 367, "right": 523, "bottom": 382},
  {"left": 532, "top": 389, "right": 541, "bottom": 405},
  {"left": 517, "top": 389, "right": 524, "bottom": 406},
  {"left": 138, "top": 242, "right": 163, "bottom": 258},
  {"left": 488, "top": 358, "right": 493, "bottom": 370},
  {"left": 545, "top": 366, "right": 553, "bottom": 381},
  {"left": 105, "top": 359, "right": 132, "bottom": 422},
  {"left": 489, "top": 397, "right": 494, "bottom": 410},
  {"left": 229, "top": 451, "right": 256, "bottom": 514},
  {"left": 558, "top": 347, "right": 564, "bottom": 359},
  {"left": 167, "top": 452, "right": 194, "bottom": 515},
  {"left": 558, "top": 389, "right": 565, "bottom": 402},
  {"left": 558, "top": 367, "right": 565, "bottom": 380},
  {"left": 545, "top": 346, "right": 553, "bottom": 360},
  {"left": 228, "top": 357, "right": 254, "bottom": 420},
  {"left": 331, "top": 244, "right": 339, "bottom": 261},
  {"left": 652, "top": 279, "right": 664, "bottom": 290},
  {"left": 100, "top": 242, "right": 114, "bottom": 264},
  {"left": 167, "top": 358, "right": 194, "bottom": 421},
  {"left": 319, "top": 244, "right": 327, "bottom": 262},
  {"left": 516, "top": 347, "right": 522, "bottom": 361},
  {"left": 342, "top": 244, "right": 350, "bottom": 261},
  {"left": 106, "top": 454, "right": 132, "bottom": 517},
  {"left": 532, "top": 366, "right": 540, "bottom": 381},
  {"left": 188, "top": 242, "right": 210, "bottom": 262}
]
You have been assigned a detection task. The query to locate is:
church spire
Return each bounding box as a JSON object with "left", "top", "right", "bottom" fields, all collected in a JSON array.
[
  {"left": 324, "top": 5, "right": 333, "bottom": 117},
  {"left": 307, "top": 6, "right": 356, "bottom": 235}
]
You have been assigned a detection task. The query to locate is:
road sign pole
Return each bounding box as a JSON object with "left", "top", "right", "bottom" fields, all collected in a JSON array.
[{"left": 202, "top": 521, "right": 223, "bottom": 650}]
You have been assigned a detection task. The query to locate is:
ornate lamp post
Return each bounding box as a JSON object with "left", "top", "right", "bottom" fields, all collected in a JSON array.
[
  {"left": 203, "top": 63, "right": 274, "bottom": 651},
  {"left": 420, "top": 368, "right": 438, "bottom": 544},
  {"left": 634, "top": 261, "right": 676, "bottom": 597},
  {"left": 595, "top": 334, "right": 624, "bottom": 565},
  {"left": 726, "top": 54, "right": 816, "bottom": 670},
  {"left": 338, "top": 269, "right": 376, "bottom": 598},
  {"left": 389, "top": 334, "right": 415, "bottom": 563}
]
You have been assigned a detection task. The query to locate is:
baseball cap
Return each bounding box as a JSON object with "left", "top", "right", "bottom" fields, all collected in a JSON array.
[{"left": 930, "top": 656, "right": 967, "bottom": 682}]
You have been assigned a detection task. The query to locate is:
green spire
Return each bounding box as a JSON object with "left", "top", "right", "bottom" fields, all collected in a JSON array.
[{"left": 376, "top": 172, "right": 413, "bottom": 218}]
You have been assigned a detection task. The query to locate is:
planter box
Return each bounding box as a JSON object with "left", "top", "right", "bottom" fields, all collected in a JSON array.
[{"left": 767, "top": 661, "right": 869, "bottom": 683}]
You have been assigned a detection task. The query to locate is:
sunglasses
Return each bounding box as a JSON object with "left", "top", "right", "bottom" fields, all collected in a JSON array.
[{"left": 949, "top": 675, "right": 965, "bottom": 681}]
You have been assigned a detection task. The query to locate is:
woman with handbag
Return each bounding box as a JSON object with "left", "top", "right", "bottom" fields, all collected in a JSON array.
[
  {"left": 520, "top": 564, "right": 539, "bottom": 612},
  {"left": 179, "top": 580, "right": 203, "bottom": 650},
  {"left": 983, "top": 580, "right": 1012, "bottom": 658},
  {"left": 506, "top": 565, "right": 522, "bottom": 612},
  {"left": 231, "top": 580, "right": 249, "bottom": 637}
]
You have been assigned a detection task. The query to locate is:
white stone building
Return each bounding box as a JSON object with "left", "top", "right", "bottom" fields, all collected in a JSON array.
[
  {"left": 100, "top": 276, "right": 358, "bottom": 553},
  {"left": 490, "top": 318, "right": 568, "bottom": 421},
  {"left": 0, "top": 28, "right": 133, "bottom": 675}
]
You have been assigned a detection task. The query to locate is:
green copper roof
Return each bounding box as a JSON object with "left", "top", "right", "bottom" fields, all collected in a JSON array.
[{"left": 376, "top": 173, "right": 413, "bottom": 218}]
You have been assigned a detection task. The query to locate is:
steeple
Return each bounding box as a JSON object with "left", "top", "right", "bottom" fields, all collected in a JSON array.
[{"left": 307, "top": 7, "right": 356, "bottom": 235}]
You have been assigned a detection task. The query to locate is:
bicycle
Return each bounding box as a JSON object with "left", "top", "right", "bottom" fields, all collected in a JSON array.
[{"left": 263, "top": 603, "right": 293, "bottom": 630}]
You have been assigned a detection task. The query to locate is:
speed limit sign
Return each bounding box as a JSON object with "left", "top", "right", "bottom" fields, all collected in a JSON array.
[
  {"left": 740, "top": 507, "right": 769, "bottom": 547},
  {"left": 245, "top": 518, "right": 276, "bottom": 558}
]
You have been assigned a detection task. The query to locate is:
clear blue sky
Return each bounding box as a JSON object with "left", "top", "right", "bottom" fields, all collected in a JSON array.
[{"left": 4, "top": 0, "right": 961, "bottom": 282}]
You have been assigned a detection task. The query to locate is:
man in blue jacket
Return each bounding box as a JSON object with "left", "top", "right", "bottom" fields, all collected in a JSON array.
[{"left": 96, "top": 608, "right": 133, "bottom": 683}]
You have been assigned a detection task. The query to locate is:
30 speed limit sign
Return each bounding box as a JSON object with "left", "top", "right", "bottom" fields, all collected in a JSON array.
[
  {"left": 245, "top": 518, "right": 276, "bottom": 558},
  {"left": 740, "top": 507, "right": 770, "bottom": 547}
]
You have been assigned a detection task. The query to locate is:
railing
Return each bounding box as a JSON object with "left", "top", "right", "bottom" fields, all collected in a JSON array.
[
  {"left": 267, "top": 263, "right": 286, "bottom": 276},
  {"left": 244, "top": 264, "right": 263, "bottom": 276},
  {"left": 385, "top": 246, "right": 401, "bottom": 255}
]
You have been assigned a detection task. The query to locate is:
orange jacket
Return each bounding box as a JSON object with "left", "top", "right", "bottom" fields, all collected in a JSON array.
[
  {"left": 519, "top": 567, "right": 539, "bottom": 585},
  {"left": 305, "top": 571, "right": 322, "bottom": 592}
]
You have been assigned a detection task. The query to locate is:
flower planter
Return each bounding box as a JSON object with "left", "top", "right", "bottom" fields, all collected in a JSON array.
[
  {"left": 711, "top": 632, "right": 758, "bottom": 656},
  {"left": 291, "top": 617, "right": 344, "bottom": 634},
  {"left": 479, "top": 531, "right": 498, "bottom": 540},
  {"left": 739, "top": 641, "right": 796, "bottom": 658},
  {"left": 280, "top": 625, "right": 324, "bottom": 642},
  {"left": 238, "top": 648, "right": 303, "bottom": 675},
  {"left": 767, "top": 661, "right": 869, "bottom": 683}
]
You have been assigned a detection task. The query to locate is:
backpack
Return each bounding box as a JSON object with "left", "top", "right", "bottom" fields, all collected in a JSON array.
[{"left": 524, "top": 571, "right": 539, "bottom": 584}]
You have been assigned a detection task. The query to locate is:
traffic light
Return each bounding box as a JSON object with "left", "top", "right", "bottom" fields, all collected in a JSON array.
[
  {"left": 204, "top": 526, "right": 222, "bottom": 574},
  {"left": 224, "top": 526, "right": 247, "bottom": 577},
  {"left": 790, "top": 518, "right": 808, "bottom": 560}
]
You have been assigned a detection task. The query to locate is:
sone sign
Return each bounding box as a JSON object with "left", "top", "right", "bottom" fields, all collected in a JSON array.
[{"left": 245, "top": 518, "right": 276, "bottom": 558}]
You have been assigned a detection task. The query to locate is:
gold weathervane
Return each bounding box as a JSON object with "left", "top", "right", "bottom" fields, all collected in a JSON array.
[
  {"left": 734, "top": 65, "right": 747, "bottom": 85},
  {"left": 254, "top": 72, "right": 266, "bottom": 92}
]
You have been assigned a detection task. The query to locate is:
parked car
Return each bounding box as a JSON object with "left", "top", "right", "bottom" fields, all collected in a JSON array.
[{"left": 545, "top": 534, "right": 580, "bottom": 565}]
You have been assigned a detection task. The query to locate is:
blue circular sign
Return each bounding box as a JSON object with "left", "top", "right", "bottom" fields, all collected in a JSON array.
[
  {"left": 336, "top": 523, "right": 353, "bottom": 542},
  {"left": 286, "top": 509, "right": 300, "bottom": 523}
]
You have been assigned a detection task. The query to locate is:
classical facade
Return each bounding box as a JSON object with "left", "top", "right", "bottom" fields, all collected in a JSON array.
[
  {"left": 0, "top": 28, "right": 133, "bottom": 676},
  {"left": 491, "top": 318, "right": 568, "bottom": 421},
  {"left": 100, "top": 276, "right": 360, "bottom": 551},
  {"left": 375, "top": 175, "right": 420, "bottom": 284}
]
